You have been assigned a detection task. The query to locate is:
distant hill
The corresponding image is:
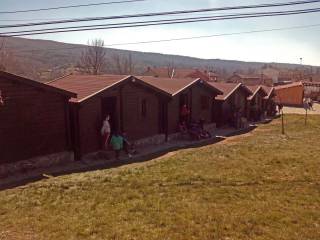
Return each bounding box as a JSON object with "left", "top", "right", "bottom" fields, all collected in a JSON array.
[{"left": 1, "top": 37, "right": 317, "bottom": 82}]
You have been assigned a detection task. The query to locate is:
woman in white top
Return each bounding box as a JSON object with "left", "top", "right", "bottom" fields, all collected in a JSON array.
[{"left": 101, "top": 115, "right": 111, "bottom": 149}]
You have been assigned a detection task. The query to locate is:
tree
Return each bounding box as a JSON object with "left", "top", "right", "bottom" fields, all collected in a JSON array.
[
  {"left": 109, "top": 53, "right": 135, "bottom": 75},
  {"left": 166, "top": 60, "right": 175, "bottom": 78},
  {"left": 0, "top": 38, "right": 7, "bottom": 71},
  {"left": 79, "top": 39, "right": 107, "bottom": 75},
  {"left": 0, "top": 38, "right": 21, "bottom": 73}
]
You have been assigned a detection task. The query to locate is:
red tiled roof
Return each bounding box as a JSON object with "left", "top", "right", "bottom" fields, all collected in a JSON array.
[
  {"left": 247, "top": 85, "right": 268, "bottom": 100},
  {"left": 137, "top": 76, "right": 199, "bottom": 96},
  {"left": 144, "top": 67, "right": 212, "bottom": 80},
  {"left": 0, "top": 71, "right": 76, "bottom": 98},
  {"left": 262, "top": 86, "right": 275, "bottom": 99},
  {"left": 274, "top": 81, "right": 303, "bottom": 90},
  {"left": 137, "top": 76, "right": 222, "bottom": 96},
  {"left": 209, "top": 82, "right": 248, "bottom": 101},
  {"left": 47, "top": 74, "right": 130, "bottom": 102},
  {"left": 235, "top": 74, "right": 261, "bottom": 79}
]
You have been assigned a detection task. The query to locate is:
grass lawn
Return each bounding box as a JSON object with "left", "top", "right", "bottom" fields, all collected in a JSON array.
[{"left": 0, "top": 115, "right": 319, "bottom": 240}]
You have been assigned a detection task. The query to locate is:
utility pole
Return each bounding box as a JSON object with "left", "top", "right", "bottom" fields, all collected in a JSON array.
[
  {"left": 303, "top": 99, "right": 308, "bottom": 126},
  {"left": 300, "top": 57, "right": 303, "bottom": 81},
  {"left": 281, "top": 108, "right": 285, "bottom": 134}
]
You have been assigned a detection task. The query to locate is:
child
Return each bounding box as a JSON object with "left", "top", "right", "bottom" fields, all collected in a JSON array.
[
  {"left": 110, "top": 131, "right": 124, "bottom": 160},
  {"left": 101, "top": 115, "right": 111, "bottom": 150}
]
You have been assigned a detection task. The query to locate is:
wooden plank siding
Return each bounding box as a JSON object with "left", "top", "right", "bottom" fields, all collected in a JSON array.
[
  {"left": 72, "top": 81, "right": 164, "bottom": 158},
  {"left": 214, "top": 88, "right": 248, "bottom": 127},
  {"left": 247, "top": 89, "right": 266, "bottom": 121},
  {"left": 0, "top": 76, "right": 72, "bottom": 164},
  {"left": 191, "top": 83, "right": 214, "bottom": 124}
]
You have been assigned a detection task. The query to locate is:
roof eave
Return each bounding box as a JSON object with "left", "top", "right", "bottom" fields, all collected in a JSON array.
[{"left": 0, "top": 71, "right": 76, "bottom": 98}]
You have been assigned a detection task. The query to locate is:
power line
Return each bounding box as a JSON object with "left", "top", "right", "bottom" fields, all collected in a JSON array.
[
  {"left": 0, "top": 0, "right": 148, "bottom": 14},
  {"left": 0, "top": 0, "right": 319, "bottom": 29},
  {"left": 1, "top": 7, "right": 320, "bottom": 37},
  {"left": 5, "top": 23, "right": 320, "bottom": 54},
  {"left": 0, "top": 12, "right": 251, "bottom": 22}
]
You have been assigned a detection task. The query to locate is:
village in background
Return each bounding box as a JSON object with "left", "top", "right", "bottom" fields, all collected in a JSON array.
[{"left": 1, "top": 37, "right": 320, "bottom": 91}]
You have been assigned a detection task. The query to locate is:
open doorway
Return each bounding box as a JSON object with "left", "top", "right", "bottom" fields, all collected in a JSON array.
[{"left": 101, "top": 96, "right": 118, "bottom": 133}]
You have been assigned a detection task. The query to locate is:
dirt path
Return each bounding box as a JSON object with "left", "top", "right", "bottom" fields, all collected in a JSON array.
[{"left": 283, "top": 103, "right": 320, "bottom": 115}]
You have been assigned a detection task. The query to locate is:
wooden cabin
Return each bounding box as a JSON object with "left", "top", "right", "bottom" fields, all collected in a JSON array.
[
  {"left": 246, "top": 85, "right": 268, "bottom": 121},
  {"left": 262, "top": 86, "right": 277, "bottom": 117},
  {"left": 137, "top": 76, "right": 222, "bottom": 135},
  {"left": 0, "top": 71, "right": 76, "bottom": 164},
  {"left": 209, "top": 82, "right": 251, "bottom": 128},
  {"left": 48, "top": 74, "right": 171, "bottom": 159},
  {"left": 275, "top": 82, "right": 304, "bottom": 106}
]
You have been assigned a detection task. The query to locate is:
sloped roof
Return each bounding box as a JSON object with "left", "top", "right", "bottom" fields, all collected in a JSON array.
[
  {"left": 274, "top": 81, "right": 303, "bottom": 90},
  {"left": 247, "top": 85, "right": 268, "bottom": 100},
  {"left": 137, "top": 76, "right": 222, "bottom": 96},
  {"left": 47, "top": 74, "right": 131, "bottom": 102},
  {"left": 234, "top": 74, "right": 261, "bottom": 79},
  {"left": 208, "top": 82, "right": 251, "bottom": 101},
  {"left": 144, "top": 67, "right": 212, "bottom": 80},
  {"left": 0, "top": 71, "right": 76, "bottom": 98},
  {"left": 262, "top": 86, "right": 275, "bottom": 99}
]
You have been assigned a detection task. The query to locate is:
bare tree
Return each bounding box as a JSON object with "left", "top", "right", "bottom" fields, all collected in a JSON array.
[
  {"left": 109, "top": 53, "right": 135, "bottom": 75},
  {"left": 0, "top": 38, "right": 7, "bottom": 71},
  {"left": 0, "top": 38, "right": 21, "bottom": 73},
  {"left": 166, "top": 60, "right": 175, "bottom": 78},
  {"left": 79, "top": 39, "right": 107, "bottom": 75}
]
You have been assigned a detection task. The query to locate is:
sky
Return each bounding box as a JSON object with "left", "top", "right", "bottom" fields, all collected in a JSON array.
[{"left": 1, "top": 0, "right": 320, "bottom": 66}]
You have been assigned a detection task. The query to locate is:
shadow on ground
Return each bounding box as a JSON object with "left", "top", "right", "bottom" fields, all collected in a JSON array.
[{"left": 0, "top": 126, "right": 258, "bottom": 191}]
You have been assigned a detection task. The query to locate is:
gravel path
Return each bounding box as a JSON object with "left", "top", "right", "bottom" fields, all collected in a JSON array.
[{"left": 283, "top": 103, "right": 320, "bottom": 115}]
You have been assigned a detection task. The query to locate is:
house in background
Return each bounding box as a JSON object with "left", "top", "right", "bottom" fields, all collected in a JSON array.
[
  {"left": 209, "top": 82, "right": 251, "bottom": 128},
  {"left": 0, "top": 71, "right": 76, "bottom": 164},
  {"left": 48, "top": 74, "right": 170, "bottom": 159},
  {"left": 143, "top": 67, "right": 218, "bottom": 82},
  {"left": 138, "top": 76, "right": 222, "bottom": 135},
  {"left": 246, "top": 85, "right": 268, "bottom": 121},
  {"left": 275, "top": 82, "right": 304, "bottom": 106},
  {"left": 262, "top": 66, "right": 280, "bottom": 84},
  {"left": 303, "top": 81, "right": 320, "bottom": 101},
  {"left": 228, "top": 73, "right": 273, "bottom": 86}
]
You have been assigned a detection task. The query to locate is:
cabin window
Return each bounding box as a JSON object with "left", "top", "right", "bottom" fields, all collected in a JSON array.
[
  {"left": 201, "top": 95, "right": 210, "bottom": 110},
  {"left": 141, "top": 99, "right": 147, "bottom": 118}
]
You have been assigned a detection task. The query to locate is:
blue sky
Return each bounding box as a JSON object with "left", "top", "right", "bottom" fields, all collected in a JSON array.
[{"left": 1, "top": 0, "right": 320, "bottom": 65}]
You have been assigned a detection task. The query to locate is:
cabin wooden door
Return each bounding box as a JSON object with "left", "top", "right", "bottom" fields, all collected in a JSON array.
[{"left": 101, "top": 96, "right": 118, "bottom": 133}]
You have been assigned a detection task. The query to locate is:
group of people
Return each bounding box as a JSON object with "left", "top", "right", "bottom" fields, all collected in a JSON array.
[
  {"left": 100, "top": 115, "right": 134, "bottom": 160},
  {"left": 179, "top": 104, "right": 211, "bottom": 140}
]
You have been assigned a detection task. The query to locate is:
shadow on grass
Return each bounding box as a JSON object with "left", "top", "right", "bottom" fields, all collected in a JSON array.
[{"left": 0, "top": 126, "right": 258, "bottom": 191}]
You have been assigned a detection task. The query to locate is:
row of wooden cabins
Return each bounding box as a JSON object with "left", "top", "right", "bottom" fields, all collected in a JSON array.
[{"left": 0, "top": 71, "right": 276, "bottom": 164}]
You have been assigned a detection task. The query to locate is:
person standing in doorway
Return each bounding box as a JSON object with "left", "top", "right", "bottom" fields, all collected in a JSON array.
[
  {"left": 101, "top": 115, "right": 111, "bottom": 150},
  {"left": 180, "top": 104, "right": 190, "bottom": 123}
]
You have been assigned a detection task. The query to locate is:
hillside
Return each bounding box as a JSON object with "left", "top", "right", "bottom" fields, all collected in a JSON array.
[{"left": 1, "top": 37, "right": 315, "bottom": 82}]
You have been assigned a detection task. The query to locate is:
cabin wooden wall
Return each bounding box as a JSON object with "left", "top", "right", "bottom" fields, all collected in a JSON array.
[
  {"left": 74, "top": 82, "right": 162, "bottom": 158},
  {"left": 191, "top": 84, "right": 214, "bottom": 124},
  {"left": 0, "top": 77, "right": 70, "bottom": 164},
  {"left": 214, "top": 88, "right": 248, "bottom": 127},
  {"left": 122, "top": 82, "right": 160, "bottom": 139},
  {"left": 275, "top": 85, "right": 304, "bottom": 106}
]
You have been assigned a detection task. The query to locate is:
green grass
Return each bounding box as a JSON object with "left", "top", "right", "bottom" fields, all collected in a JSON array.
[{"left": 0, "top": 115, "right": 320, "bottom": 240}]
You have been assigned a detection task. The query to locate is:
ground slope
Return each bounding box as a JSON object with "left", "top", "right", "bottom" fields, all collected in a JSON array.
[{"left": 0, "top": 115, "right": 319, "bottom": 240}]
